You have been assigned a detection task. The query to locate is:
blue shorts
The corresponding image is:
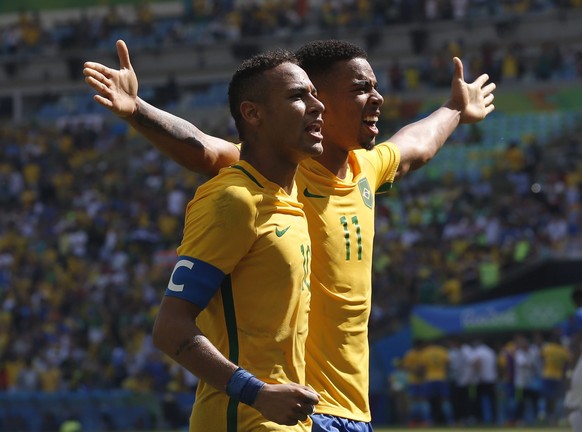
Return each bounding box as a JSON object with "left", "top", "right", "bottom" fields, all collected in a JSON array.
[
  {"left": 408, "top": 383, "right": 426, "bottom": 398},
  {"left": 425, "top": 380, "right": 449, "bottom": 398},
  {"left": 542, "top": 378, "right": 563, "bottom": 399},
  {"left": 311, "top": 414, "right": 373, "bottom": 432}
]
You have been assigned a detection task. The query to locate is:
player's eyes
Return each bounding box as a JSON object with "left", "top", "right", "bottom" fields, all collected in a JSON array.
[{"left": 356, "top": 81, "right": 374, "bottom": 92}]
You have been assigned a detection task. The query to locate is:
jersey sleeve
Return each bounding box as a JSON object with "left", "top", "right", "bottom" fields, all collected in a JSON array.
[
  {"left": 165, "top": 184, "right": 257, "bottom": 308},
  {"left": 366, "top": 140, "right": 401, "bottom": 193}
]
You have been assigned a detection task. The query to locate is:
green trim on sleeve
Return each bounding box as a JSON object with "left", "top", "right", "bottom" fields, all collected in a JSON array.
[{"left": 376, "top": 182, "right": 393, "bottom": 194}]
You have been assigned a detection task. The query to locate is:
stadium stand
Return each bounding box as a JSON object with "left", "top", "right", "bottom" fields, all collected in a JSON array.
[{"left": 1, "top": 0, "right": 582, "bottom": 430}]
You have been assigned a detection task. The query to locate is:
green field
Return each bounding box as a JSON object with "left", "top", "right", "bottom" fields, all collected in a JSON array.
[
  {"left": 374, "top": 428, "right": 567, "bottom": 432},
  {"left": 150, "top": 429, "right": 568, "bottom": 432},
  {"left": 149, "top": 426, "right": 570, "bottom": 432},
  {"left": 147, "top": 427, "right": 568, "bottom": 432}
]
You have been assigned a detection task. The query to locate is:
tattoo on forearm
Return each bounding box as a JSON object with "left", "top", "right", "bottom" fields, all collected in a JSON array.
[
  {"left": 134, "top": 109, "right": 164, "bottom": 131},
  {"left": 134, "top": 106, "right": 202, "bottom": 148},
  {"left": 175, "top": 335, "right": 203, "bottom": 357}
]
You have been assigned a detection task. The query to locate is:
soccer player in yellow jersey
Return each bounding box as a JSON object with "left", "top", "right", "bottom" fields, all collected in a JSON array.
[
  {"left": 151, "top": 50, "right": 325, "bottom": 431},
  {"left": 418, "top": 341, "right": 451, "bottom": 426},
  {"left": 564, "top": 286, "right": 582, "bottom": 432},
  {"left": 401, "top": 342, "right": 429, "bottom": 425},
  {"left": 540, "top": 332, "right": 570, "bottom": 425},
  {"left": 84, "top": 39, "right": 495, "bottom": 432}
]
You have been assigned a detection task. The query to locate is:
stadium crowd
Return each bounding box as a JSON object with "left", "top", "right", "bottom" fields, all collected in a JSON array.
[
  {"left": 369, "top": 127, "right": 582, "bottom": 333},
  {"left": 0, "top": 101, "right": 581, "bottom": 419},
  {"left": 1, "top": 0, "right": 581, "bottom": 52},
  {"left": 1, "top": 0, "right": 582, "bottom": 88},
  {"left": 1, "top": 0, "right": 582, "bottom": 429}
]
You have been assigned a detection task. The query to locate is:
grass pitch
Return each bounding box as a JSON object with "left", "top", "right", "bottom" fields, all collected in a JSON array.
[
  {"left": 150, "top": 427, "right": 568, "bottom": 432},
  {"left": 374, "top": 428, "right": 567, "bottom": 432}
]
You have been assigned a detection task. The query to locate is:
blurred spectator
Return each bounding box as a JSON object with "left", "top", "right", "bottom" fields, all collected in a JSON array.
[
  {"left": 473, "top": 340, "right": 498, "bottom": 424},
  {"left": 419, "top": 340, "right": 453, "bottom": 425},
  {"left": 388, "top": 358, "right": 409, "bottom": 425},
  {"left": 514, "top": 334, "right": 541, "bottom": 424}
]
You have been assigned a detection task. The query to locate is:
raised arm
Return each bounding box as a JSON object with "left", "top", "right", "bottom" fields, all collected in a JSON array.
[
  {"left": 152, "top": 296, "right": 319, "bottom": 426},
  {"left": 83, "top": 40, "right": 239, "bottom": 177},
  {"left": 392, "top": 56, "right": 496, "bottom": 180}
]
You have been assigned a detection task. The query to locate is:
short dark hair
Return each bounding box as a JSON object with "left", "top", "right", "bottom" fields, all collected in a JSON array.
[
  {"left": 295, "top": 39, "right": 367, "bottom": 80},
  {"left": 228, "top": 49, "right": 298, "bottom": 141},
  {"left": 572, "top": 284, "right": 582, "bottom": 306}
]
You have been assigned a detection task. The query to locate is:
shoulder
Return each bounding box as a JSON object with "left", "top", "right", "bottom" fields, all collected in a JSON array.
[
  {"left": 191, "top": 169, "right": 261, "bottom": 220},
  {"left": 353, "top": 140, "right": 399, "bottom": 160},
  {"left": 352, "top": 141, "right": 401, "bottom": 188}
]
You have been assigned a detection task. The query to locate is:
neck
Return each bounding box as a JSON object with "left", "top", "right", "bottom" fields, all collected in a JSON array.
[
  {"left": 313, "top": 143, "right": 351, "bottom": 179},
  {"left": 240, "top": 149, "right": 298, "bottom": 194}
]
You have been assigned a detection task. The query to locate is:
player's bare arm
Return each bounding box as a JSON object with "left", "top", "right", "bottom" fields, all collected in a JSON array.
[
  {"left": 392, "top": 56, "right": 496, "bottom": 180},
  {"left": 152, "top": 296, "right": 318, "bottom": 426},
  {"left": 83, "top": 39, "right": 239, "bottom": 177}
]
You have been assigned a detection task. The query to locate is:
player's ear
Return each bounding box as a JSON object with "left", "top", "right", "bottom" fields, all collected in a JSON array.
[{"left": 240, "top": 101, "right": 261, "bottom": 127}]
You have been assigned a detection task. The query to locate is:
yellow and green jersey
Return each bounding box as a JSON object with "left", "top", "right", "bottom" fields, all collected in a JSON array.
[
  {"left": 541, "top": 342, "right": 570, "bottom": 380},
  {"left": 419, "top": 344, "right": 449, "bottom": 382},
  {"left": 297, "top": 142, "right": 400, "bottom": 421},
  {"left": 167, "top": 160, "right": 312, "bottom": 431},
  {"left": 402, "top": 348, "right": 424, "bottom": 385}
]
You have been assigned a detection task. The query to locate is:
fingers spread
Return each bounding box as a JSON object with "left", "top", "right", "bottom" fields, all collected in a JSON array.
[
  {"left": 83, "top": 62, "right": 111, "bottom": 76},
  {"left": 483, "top": 82, "right": 496, "bottom": 96},
  {"left": 93, "top": 94, "right": 113, "bottom": 108},
  {"left": 475, "top": 73, "right": 491, "bottom": 88},
  {"left": 84, "top": 75, "right": 109, "bottom": 94},
  {"left": 84, "top": 76, "right": 100, "bottom": 92}
]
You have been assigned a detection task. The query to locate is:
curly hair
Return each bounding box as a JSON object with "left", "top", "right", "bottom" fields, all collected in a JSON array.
[{"left": 295, "top": 39, "right": 367, "bottom": 79}]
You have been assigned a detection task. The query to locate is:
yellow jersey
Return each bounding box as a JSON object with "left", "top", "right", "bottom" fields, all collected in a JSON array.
[
  {"left": 169, "top": 161, "right": 312, "bottom": 431},
  {"left": 419, "top": 344, "right": 449, "bottom": 382},
  {"left": 541, "top": 342, "right": 570, "bottom": 380},
  {"left": 298, "top": 142, "right": 400, "bottom": 421},
  {"left": 402, "top": 348, "right": 423, "bottom": 385}
]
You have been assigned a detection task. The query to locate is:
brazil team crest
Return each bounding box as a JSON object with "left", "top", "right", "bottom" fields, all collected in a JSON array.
[{"left": 358, "top": 178, "right": 373, "bottom": 209}]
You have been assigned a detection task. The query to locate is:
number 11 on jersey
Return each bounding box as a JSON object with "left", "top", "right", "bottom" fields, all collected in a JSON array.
[{"left": 340, "top": 215, "right": 362, "bottom": 261}]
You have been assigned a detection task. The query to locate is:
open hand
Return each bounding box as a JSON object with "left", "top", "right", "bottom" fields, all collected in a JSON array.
[
  {"left": 83, "top": 40, "right": 138, "bottom": 118},
  {"left": 449, "top": 56, "right": 496, "bottom": 124}
]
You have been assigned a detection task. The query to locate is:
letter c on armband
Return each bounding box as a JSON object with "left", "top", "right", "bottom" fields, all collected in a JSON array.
[{"left": 168, "top": 259, "right": 195, "bottom": 292}]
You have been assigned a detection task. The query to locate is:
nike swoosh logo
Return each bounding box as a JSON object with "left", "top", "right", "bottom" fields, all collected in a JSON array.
[
  {"left": 303, "top": 187, "right": 326, "bottom": 198},
  {"left": 275, "top": 226, "right": 290, "bottom": 237}
]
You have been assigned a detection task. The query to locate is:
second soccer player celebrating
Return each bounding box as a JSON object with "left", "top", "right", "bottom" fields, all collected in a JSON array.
[{"left": 84, "top": 39, "right": 495, "bottom": 431}]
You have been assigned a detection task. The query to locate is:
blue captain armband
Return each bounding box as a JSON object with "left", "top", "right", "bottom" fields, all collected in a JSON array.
[
  {"left": 226, "top": 368, "right": 265, "bottom": 406},
  {"left": 165, "top": 256, "right": 225, "bottom": 308}
]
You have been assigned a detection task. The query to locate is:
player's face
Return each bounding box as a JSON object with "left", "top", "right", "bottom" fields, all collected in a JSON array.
[
  {"left": 261, "top": 63, "right": 324, "bottom": 163},
  {"left": 314, "top": 58, "right": 383, "bottom": 152}
]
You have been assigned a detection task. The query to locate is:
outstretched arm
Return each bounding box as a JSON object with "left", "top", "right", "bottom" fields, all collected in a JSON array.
[
  {"left": 392, "top": 56, "right": 495, "bottom": 180},
  {"left": 83, "top": 40, "right": 239, "bottom": 177}
]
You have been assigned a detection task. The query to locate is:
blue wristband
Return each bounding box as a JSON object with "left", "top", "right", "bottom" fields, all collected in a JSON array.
[{"left": 226, "top": 368, "right": 265, "bottom": 406}]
